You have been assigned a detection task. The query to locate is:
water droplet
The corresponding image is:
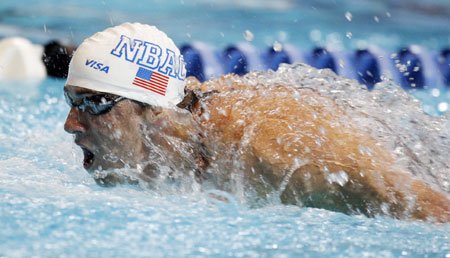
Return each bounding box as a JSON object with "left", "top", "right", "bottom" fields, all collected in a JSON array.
[
  {"left": 345, "top": 12, "right": 352, "bottom": 21},
  {"left": 186, "top": 33, "right": 191, "bottom": 38},
  {"left": 220, "top": 32, "right": 225, "bottom": 38},
  {"left": 413, "top": 66, "right": 420, "bottom": 72},
  {"left": 386, "top": 12, "right": 391, "bottom": 17},
  {"left": 431, "top": 88, "right": 440, "bottom": 97},
  {"left": 43, "top": 25, "right": 47, "bottom": 32},
  {"left": 381, "top": 203, "right": 390, "bottom": 214},
  {"left": 346, "top": 32, "right": 352, "bottom": 39},
  {"left": 327, "top": 171, "right": 349, "bottom": 186},
  {"left": 438, "top": 102, "right": 449, "bottom": 112},
  {"left": 203, "top": 112, "right": 210, "bottom": 121},
  {"left": 243, "top": 30, "right": 254, "bottom": 41},
  {"left": 319, "top": 127, "right": 326, "bottom": 134},
  {"left": 374, "top": 16, "right": 379, "bottom": 23},
  {"left": 396, "top": 63, "right": 407, "bottom": 73},
  {"left": 273, "top": 41, "right": 283, "bottom": 52},
  {"left": 443, "top": 181, "right": 450, "bottom": 188}
]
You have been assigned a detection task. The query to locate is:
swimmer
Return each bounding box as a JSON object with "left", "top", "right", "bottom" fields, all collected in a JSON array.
[
  {"left": 42, "top": 40, "right": 76, "bottom": 78},
  {"left": 63, "top": 22, "right": 450, "bottom": 222},
  {"left": 0, "top": 37, "right": 46, "bottom": 80}
]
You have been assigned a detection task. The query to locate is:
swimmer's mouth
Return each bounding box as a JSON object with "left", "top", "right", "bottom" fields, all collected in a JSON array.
[{"left": 81, "top": 147, "right": 95, "bottom": 170}]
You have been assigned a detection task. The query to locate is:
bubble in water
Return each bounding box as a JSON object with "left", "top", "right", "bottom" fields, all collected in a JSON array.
[
  {"left": 345, "top": 12, "right": 352, "bottom": 21},
  {"left": 346, "top": 32, "right": 352, "bottom": 39},
  {"left": 438, "top": 102, "right": 449, "bottom": 112},
  {"left": 243, "top": 30, "right": 254, "bottom": 41},
  {"left": 273, "top": 41, "right": 283, "bottom": 52}
]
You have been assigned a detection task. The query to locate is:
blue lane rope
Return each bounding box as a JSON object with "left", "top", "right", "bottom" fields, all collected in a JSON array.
[{"left": 180, "top": 42, "right": 450, "bottom": 89}]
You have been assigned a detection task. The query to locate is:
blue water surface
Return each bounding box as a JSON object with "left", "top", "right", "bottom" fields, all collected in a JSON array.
[
  {"left": 0, "top": 77, "right": 449, "bottom": 258},
  {"left": 1, "top": 0, "right": 450, "bottom": 50}
]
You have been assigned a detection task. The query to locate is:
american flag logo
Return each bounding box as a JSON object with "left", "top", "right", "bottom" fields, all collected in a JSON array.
[{"left": 132, "top": 67, "right": 169, "bottom": 96}]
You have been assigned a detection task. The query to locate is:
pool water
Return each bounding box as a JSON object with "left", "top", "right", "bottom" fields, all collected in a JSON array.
[
  {"left": 1, "top": 71, "right": 449, "bottom": 257},
  {"left": 2, "top": 0, "right": 450, "bottom": 50},
  {"left": 1, "top": 0, "right": 450, "bottom": 257}
]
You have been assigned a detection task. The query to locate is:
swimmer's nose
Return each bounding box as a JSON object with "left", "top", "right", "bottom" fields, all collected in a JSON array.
[{"left": 64, "top": 107, "right": 87, "bottom": 134}]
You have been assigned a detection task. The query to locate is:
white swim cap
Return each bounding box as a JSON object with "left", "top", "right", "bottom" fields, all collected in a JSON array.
[
  {"left": 66, "top": 22, "right": 186, "bottom": 107},
  {"left": 0, "top": 37, "right": 46, "bottom": 80}
]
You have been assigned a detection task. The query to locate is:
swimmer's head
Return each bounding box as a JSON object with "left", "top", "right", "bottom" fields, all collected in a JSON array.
[
  {"left": 66, "top": 22, "right": 186, "bottom": 108},
  {"left": 64, "top": 23, "right": 200, "bottom": 186},
  {"left": 43, "top": 40, "right": 75, "bottom": 78}
]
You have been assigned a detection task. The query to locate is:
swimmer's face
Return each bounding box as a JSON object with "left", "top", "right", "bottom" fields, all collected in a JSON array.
[{"left": 63, "top": 85, "right": 185, "bottom": 185}]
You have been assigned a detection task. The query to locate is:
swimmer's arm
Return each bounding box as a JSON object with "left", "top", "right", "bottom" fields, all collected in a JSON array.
[
  {"left": 196, "top": 81, "right": 450, "bottom": 222},
  {"left": 374, "top": 169, "right": 450, "bottom": 222},
  {"left": 247, "top": 118, "right": 450, "bottom": 222}
]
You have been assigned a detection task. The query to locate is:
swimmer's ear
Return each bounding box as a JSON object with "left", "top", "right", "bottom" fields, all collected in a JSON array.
[{"left": 177, "top": 88, "right": 199, "bottom": 112}]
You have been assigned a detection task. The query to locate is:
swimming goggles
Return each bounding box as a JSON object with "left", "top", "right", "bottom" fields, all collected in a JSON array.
[{"left": 64, "top": 91, "right": 126, "bottom": 115}]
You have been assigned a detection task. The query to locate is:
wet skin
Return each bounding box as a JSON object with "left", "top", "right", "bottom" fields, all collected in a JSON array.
[
  {"left": 63, "top": 79, "right": 450, "bottom": 222},
  {"left": 186, "top": 76, "right": 450, "bottom": 222},
  {"left": 64, "top": 85, "right": 149, "bottom": 173},
  {"left": 64, "top": 85, "right": 202, "bottom": 185}
]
